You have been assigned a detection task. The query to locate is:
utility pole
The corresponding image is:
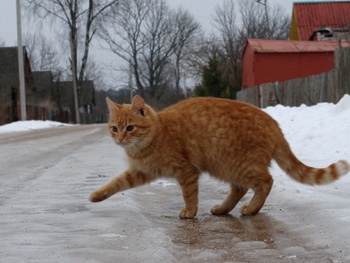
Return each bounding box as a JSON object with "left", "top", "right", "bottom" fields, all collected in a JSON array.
[
  {"left": 16, "top": 0, "right": 26, "bottom": 120},
  {"left": 70, "top": 34, "right": 80, "bottom": 124},
  {"left": 256, "top": 0, "right": 269, "bottom": 35},
  {"left": 129, "top": 60, "right": 133, "bottom": 102}
]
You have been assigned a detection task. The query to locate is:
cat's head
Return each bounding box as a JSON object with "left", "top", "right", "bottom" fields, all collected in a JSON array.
[{"left": 106, "top": 95, "right": 158, "bottom": 151}]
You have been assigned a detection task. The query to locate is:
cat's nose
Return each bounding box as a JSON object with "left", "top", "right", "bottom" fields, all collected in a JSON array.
[{"left": 118, "top": 137, "right": 125, "bottom": 143}]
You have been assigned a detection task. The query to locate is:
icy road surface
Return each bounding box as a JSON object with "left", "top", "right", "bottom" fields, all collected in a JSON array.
[{"left": 0, "top": 123, "right": 350, "bottom": 263}]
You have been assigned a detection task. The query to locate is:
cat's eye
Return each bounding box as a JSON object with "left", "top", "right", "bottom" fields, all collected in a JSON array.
[
  {"left": 126, "top": 125, "right": 134, "bottom": 132},
  {"left": 111, "top": 126, "right": 118, "bottom": 133}
]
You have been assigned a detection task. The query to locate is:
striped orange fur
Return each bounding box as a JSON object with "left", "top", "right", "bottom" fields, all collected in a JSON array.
[{"left": 89, "top": 95, "right": 350, "bottom": 218}]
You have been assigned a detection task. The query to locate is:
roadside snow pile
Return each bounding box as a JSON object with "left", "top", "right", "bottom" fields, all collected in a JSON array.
[
  {"left": 0, "top": 120, "right": 72, "bottom": 134},
  {"left": 264, "top": 94, "right": 350, "bottom": 165}
]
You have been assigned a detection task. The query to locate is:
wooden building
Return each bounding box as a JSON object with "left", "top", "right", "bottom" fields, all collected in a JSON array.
[
  {"left": 242, "top": 39, "right": 350, "bottom": 88},
  {"left": 290, "top": 1, "right": 350, "bottom": 40}
]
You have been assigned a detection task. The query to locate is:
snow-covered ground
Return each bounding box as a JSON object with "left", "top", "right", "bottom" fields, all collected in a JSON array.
[
  {"left": 0, "top": 120, "right": 72, "bottom": 134},
  {"left": 265, "top": 94, "right": 350, "bottom": 209},
  {"left": 264, "top": 95, "right": 350, "bottom": 257},
  {"left": 2, "top": 95, "right": 349, "bottom": 164},
  {"left": 1, "top": 96, "right": 349, "bottom": 209},
  {"left": 1, "top": 95, "right": 350, "bottom": 262}
]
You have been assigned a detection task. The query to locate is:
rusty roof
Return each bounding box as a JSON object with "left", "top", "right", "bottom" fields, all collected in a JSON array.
[
  {"left": 246, "top": 39, "right": 350, "bottom": 53},
  {"left": 293, "top": 1, "right": 350, "bottom": 40}
]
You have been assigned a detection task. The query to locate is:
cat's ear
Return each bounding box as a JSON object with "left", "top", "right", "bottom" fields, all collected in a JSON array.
[
  {"left": 106, "top": 97, "right": 119, "bottom": 113},
  {"left": 131, "top": 95, "right": 146, "bottom": 117}
]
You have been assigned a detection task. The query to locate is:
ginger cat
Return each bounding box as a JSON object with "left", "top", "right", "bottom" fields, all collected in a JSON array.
[{"left": 89, "top": 95, "right": 350, "bottom": 218}]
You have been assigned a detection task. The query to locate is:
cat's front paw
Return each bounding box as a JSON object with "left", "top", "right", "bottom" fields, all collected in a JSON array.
[
  {"left": 179, "top": 208, "right": 197, "bottom": 219},
  {"left": 240, "top": 205, "right": 258, "bottom": 216},
  {"left": 210, "top": 204, "right": 229, "bottom": 215},
  {"left": 89, "top": 190, "right": 109, "bottom": 202}
]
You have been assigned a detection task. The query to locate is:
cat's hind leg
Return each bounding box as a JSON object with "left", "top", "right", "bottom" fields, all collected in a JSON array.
[
  {"left": 240, "top": 171, "right": 273, "bottom": 216},
  {"left": 211, "top": 183, "right": 248, "bottom": 215}
]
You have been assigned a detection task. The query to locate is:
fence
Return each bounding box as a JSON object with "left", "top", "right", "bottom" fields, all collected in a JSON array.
[
  {"left": 236, "top": 47, "right": 350, "bottom": 108},
  {"left": 26, "top": 105, "right": 72, "bottom": 124}
]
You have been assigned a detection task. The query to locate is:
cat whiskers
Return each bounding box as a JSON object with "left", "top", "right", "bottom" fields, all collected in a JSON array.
[
  {"left": 117, "top": 137, "right": 138, "bottom": 148},
  {"left": 116, "top": 139, "right": 131, "bottom": 147}
]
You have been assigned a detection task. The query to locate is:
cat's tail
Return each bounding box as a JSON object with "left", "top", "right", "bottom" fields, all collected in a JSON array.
[{"left": 274, "top": 139, "right": 350, "bottom": 185}]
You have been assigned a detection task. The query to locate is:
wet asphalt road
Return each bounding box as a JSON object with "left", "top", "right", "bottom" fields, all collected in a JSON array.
[{"left": 0, "top": 124, "right": 349, "bottom": 263}]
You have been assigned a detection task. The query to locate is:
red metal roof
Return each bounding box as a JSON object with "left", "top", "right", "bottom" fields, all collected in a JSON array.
[
  {"left": 293, "top": 1, "right": 350, "bottom": 40},
  {"left": 246, "top": 39, "right": 350, "bottom": 53}
]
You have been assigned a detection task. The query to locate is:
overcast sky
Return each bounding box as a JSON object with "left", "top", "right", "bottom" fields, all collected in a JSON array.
[
  {"left": 0, "top": 0, "right": 295, "bottom": 89},
  {"left": 0, "top": 0, "right": 295, "bottom": 46},
  {"left": 0, "top": 0, "right": 339, "bottom": 89}
]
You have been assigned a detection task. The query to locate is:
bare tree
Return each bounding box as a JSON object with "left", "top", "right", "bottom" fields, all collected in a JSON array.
[
  {"left": 99, "top": 0, "right": 152, "bottom": 97},
  {"left": 212, "top": 0, "right": 290, "bottom": 94},
  {"left": 24, "top": 0, "right": 119, "bottom": 123},
  {"left": 99, "top": 0, "right": 201, "bottom": 101},
  {"left": 0, "top": 38, "right": 5, "bottom": 47},
  {"left": 239, "top": 0, "right": 290, "bottom": 40},
  {"left": 184, "top": 37, "right": 214, "bottom": 84},
  {"left": 214, "top": 0, "right": 242, "bottom": 95},
  {"left": 23, "top": 32, "right": 64, "bottom": 79},
  {"left": 172, "top": 7, "right": 201, "bottom": 96},
  {"left": 142, "top": 0, "right": 176, "bottom": 100},
  {"left": 84, "top": 58, "right": 106, "bottom": 91}
]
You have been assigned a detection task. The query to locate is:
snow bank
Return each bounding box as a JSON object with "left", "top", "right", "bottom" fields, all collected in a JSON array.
[
  {"left": 264, "top": 94, "right": 350, "bottom": 165},
  {"left": 0, "top": 120, "right": 72, "bottom": 134}
]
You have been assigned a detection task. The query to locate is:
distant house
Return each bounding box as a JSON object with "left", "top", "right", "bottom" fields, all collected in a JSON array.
[
  {"left": 0, "top": 47, "right": 35, "bottom": 125},
  {"left": 241, "top": 1, "right": 350, "bottom": 89},
  {"left": 31, "top": 71, "right": 56, "bottom": 120},
  {"left": 0, "top": 46, "right": 96, "bottom": 125},
  {"left": 290, "top": 1, "right": 350, "bottom": 41},
  {"left": 241, "top": 39, "right": 350, "bottom": 88},
  {"left": 53, "top": 80, "right": 96, "bottom": 123},
  {"left": 32, "top": 71, "right": 54, "bottom": 101}
]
